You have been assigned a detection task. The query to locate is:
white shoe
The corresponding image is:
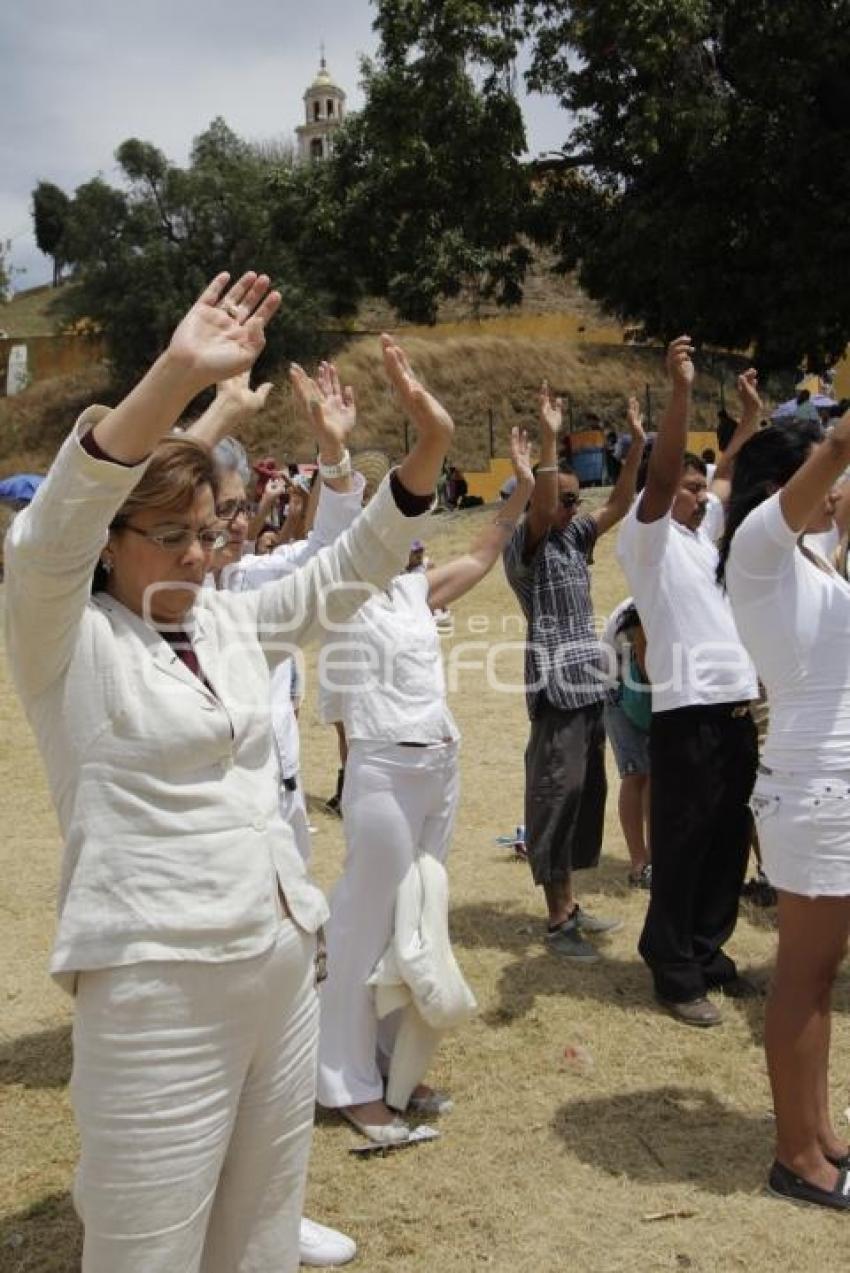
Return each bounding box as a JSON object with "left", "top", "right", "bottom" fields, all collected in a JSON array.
[
  {"left": 299, "top": 1217, "right": 357, "bottom": 1267},
  {"left": 407, "top": 1088, "right": 454, "bottom": 1117},
  {"left": 340, "top": 1107, "right": 411, "bottom": 1144}
]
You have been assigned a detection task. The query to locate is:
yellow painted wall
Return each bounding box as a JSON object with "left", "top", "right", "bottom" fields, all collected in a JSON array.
[{"left": 465, "top": 431, "right": 721, "bottom": 500}]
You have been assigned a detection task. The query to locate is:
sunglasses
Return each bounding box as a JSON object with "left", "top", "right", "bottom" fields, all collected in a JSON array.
[{"left": 559, "top": 493, "right": 582, "bottom": 509}]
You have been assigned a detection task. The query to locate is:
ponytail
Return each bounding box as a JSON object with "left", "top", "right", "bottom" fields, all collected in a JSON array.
[{"left": 716, "top": 420, "right": 824, "bottom": 588}]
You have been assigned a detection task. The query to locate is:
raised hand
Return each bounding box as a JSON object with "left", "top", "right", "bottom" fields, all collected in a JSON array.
[
  {"left": 215, "top": 369, "right": 273, "bottom": 418},
  {"left": 539, "top": 380, "right": 563, "bottom": 441},
  {"left": 737, "top": 368, "right": 762, "bottom": 419},
  {"left": 289, "top": 361, "right": 356, "bottom": 457},
  {"left": 666, "top": 335, "right": 695, "bottom": 390},
  {"left": 509, "top": 426, "right": 534, "bottom": 486},
  {"left": 381, "top": 334, "right": 454, "bottom": 452},
  {"left": 625, "top": 394, "right": 646, "bottom": 442},
  {"left": 169, "top": 272, "right": 281, "bottom": 388}
]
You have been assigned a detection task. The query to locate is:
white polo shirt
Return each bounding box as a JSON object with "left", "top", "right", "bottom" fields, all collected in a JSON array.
[{"left": 616, "top": 494, "right": 757, "bottom": 713}]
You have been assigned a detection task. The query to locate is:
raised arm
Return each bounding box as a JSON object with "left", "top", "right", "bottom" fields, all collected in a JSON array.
[
  {"left": 710, "top": 369, "right": 762, "bottom": 505},
  {"left": 93, "top": 272, "right": 280, "bottom": 462},
  {"left": 780, "top": 409, "right": 850, "bottom": 533},
  {"left": 5, "top": 271, "right": 281, "bottom": 699},
  {"left": 522, "top": 381, "right": 563, "bottom": 557},
  {"left": 186, "top": 369, "right": 273, "bottom": 449},
  {"left": 636, "top": 336, "right": 695, "bottom": 524},
  {"left": 592, "top": 395, "right": 647, "bottom": 536},
  {"left": 426, "top": 428, "right": 534, "bottom": 611}
]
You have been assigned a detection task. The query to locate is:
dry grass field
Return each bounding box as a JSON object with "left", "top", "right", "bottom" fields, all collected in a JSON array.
[{"left": 1, "top": 497, "right": 849, "bottom": 1272}]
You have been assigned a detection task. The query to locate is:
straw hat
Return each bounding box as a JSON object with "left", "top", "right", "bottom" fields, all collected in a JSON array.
[{"left": 352, "top": 449, "right": 391, "bottom": 492}]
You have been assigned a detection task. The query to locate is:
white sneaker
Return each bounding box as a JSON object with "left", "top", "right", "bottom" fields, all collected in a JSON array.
[{"left": 299, "top": 1217, "right": 357, "bottom": 1267}]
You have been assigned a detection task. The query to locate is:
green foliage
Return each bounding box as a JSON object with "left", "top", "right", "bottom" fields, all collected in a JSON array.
[
  {"left": 521, "top": 0, "right": 850, "bottom": 369},
  {"left": 32, "top": 181, "right": 72, "bottom": 286},
  {"left": 316, "top": 26, "right": 533, "bottom": 324},
  {"left": 52, "top": 119, "right": 334, "bottom": 387},
  {"left": 367, "top": 0, "right": 850, "bottom": 369}
]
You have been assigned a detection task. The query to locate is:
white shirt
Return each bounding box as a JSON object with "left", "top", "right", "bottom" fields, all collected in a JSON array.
[
  {"left": 219, "top": 476, "right": 365, "bottom": 779},
  {"left": 318, "top": 571, "right": 459, "bottom": 743},
  {"left": 599, "top": 597, "right": 635, "bottom": 691},
  {"left": 727, "top": 493, "right": 850, "bottom": 772},
  {"left": 616, "top": 494, "right": 757, "bottom": 712},
  {"left": 803, "top": 523, "right": 840, "bottom": 565}
]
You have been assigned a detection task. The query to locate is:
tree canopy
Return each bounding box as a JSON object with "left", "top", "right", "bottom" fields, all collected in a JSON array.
[
  {"left": 359, "top": 0, "right": 850, "bottom": 369},
  {"left": 35, "top": 5, "right": 850, "bottom": 377},
  {"left": 49, "top": 120, "right": 335, "bottom": 386}
]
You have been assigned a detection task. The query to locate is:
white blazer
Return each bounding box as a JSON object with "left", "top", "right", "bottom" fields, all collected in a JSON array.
[{"left": 4, "top": 409, "right": 429, "bottom": 991}]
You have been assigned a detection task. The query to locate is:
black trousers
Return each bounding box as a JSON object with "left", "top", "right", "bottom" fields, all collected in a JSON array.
[{"left": 639, "top": 702, "right": 758, "bottom": 1002}]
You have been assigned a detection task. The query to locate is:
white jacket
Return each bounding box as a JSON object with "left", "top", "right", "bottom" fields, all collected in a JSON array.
[
  {"left": 4, "top": 410, "right": 428, "bottom": 991},
  {"left": 367, "top": 853, "right": 476, "bottom": 1110}
]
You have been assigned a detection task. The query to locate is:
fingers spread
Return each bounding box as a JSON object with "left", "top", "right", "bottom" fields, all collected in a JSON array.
[{"left": 199, "top": 272, "right": 231, "bottom": 306}]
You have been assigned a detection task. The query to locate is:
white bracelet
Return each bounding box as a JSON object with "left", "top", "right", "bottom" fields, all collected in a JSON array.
[
  {"left": 318, "top": 448, "right": 352, "bottom": 480},
  {"left": 535, "top": 464, "right": 558, "bottom": 474}
]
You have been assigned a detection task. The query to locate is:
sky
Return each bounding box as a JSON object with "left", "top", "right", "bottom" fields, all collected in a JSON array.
[{"left": 1, "top": 1, "right": 571, "bottom": 292}]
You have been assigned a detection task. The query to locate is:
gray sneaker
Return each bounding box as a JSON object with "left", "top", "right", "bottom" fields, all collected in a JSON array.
[
  {"left": 545, "top": 918, "right": 600, "bottom": 962},
  {"left": 573, "top": 905, "right": 623, "bottom": 935}
]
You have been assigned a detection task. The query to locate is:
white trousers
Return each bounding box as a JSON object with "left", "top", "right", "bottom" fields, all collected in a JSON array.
[
  {"left": 317, "top": 740, "right": 460, "bottom": 1108},
  {"left": 71, "top": 918, "right": 318, "bottom": 1273}
]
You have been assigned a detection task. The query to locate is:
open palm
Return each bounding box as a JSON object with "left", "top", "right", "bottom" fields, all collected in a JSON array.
[
  {"left": 381, "top": 335, "right": 454, "bottom": 450},
  {"left": 169, "top": 272, "right": 281, "bottom": 386}
]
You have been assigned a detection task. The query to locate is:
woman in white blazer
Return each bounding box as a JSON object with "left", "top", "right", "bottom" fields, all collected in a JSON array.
[{"left": 4, "top": 271, "right": 452, "bottom": 1273}]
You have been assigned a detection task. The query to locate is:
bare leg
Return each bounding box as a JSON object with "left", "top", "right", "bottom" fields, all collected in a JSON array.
[
  {"left": 543, "top": 878, "right": 574, "bottom": 927},
  {"left": 619, "top": 773, "right": 650, "bottom": 872},
  {"left": 334, "top": 720, "right": 348, "bottom": 768},
  {"left": 766, "top": 891, "right": 850, "bottom": 1188}
]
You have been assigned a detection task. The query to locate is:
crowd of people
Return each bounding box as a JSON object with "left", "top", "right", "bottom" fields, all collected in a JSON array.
[{"left": 6, "top": 268, "right": 850, "bottom": 1273}]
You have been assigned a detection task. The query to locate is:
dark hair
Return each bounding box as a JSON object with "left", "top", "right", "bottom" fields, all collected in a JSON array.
[
  {"left": 682, "top": 451, "right": 707, "bottom": 476},
  {"left": 558, "top": 461, "right": 576, "bottom": 476},
  {"left": 701, "top": 447, "right": 716, "bottom": 464},
  {"left": 716, "top": 419, "right": 824, "bottom": 586},
  {"left": 717, "top": 409, "right": 738, "bottom": 453},
  {"left": 615, "top": 602, "right": 643, "bottom": 636}
]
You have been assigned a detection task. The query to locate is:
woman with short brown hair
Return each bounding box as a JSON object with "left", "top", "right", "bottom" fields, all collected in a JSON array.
[{"left": 5, "top": 270, "right": 451, "bottom": 1272}]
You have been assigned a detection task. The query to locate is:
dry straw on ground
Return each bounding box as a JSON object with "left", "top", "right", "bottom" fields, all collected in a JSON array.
[{"left": 1, "top": 502, "right": 848, "bottom": 1272}]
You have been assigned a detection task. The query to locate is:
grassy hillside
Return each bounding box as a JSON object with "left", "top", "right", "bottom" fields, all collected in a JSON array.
[
  {"left": 0, "top": 283, "right": 72, "bottom": 338},
  {"left": 0, "top": 334, "right": 743, "bottom": 477}
]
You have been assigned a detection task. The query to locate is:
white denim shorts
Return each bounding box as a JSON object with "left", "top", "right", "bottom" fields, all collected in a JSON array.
[{"left": 751, "top": 768, "right": 850, "bottom": 897}]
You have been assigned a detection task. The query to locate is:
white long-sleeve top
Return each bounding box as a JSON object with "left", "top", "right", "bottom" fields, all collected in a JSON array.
[
  {"left": 317, "top": 570, "right": 460, "bottom": 743},
  {"left": 220, "top": 475, "right": 365, "bottom": 779},
  {"left": 4, "top": 410, "right": 428, "bottom": 990}
]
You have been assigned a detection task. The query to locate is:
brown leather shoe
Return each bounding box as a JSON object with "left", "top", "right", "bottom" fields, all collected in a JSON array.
[{"left": 656, "top": 995, "right": 722, "bottom": 1027}]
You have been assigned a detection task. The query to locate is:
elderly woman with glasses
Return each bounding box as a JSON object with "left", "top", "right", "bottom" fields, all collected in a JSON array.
[{"left": 4, "top": 271, "right": 451, "bottom": 1273}]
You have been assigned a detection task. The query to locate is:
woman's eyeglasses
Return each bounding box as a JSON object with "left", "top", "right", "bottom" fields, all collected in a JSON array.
[
  {"left": 216, "top": 498, "right": 255, "bottom": 521},
  {"left": 559, "top": 493, "right": 582, "bottom": 509},
  {"left": 122, "top": 524, "right": 229, "bottom": 553}
]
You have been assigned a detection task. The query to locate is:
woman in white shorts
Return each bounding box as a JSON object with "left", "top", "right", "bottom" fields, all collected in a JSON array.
[{"left": 719, "top": 413, "right": 850, "bottom": 1211}]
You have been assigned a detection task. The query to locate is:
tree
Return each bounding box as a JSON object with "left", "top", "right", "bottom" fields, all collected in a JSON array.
[
  {"left": 357, "top": 1, "right": 850, "bottom": 369},
  {"left": 307, "top": 13, "right": 533, "bottom": 325},
  {"left": 32, "top": 181, "right": 71, "bottom": 286},
  {"left": 55, "top": 119, "right": 335, "bottom": 386}
]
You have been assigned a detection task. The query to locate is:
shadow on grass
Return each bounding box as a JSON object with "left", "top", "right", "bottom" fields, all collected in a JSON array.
[
  {"left": 552, "top": 1085, "right": 773, "bottom": 1196},
  {"left": 0, "top": 1024, "right": 71, "bottom": 1089},
  {"left": 0, "top": 1191, "right": 81, "bottom": 1272}
]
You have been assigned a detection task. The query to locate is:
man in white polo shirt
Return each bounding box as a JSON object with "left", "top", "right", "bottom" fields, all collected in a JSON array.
[{"left": 617, "top": 338, "right": 760, "bottom": 1027}]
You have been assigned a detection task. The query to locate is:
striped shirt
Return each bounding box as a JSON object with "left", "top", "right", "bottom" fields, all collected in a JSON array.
[{"left": 504, "top": 514, "right": 607, "bottom": 717}]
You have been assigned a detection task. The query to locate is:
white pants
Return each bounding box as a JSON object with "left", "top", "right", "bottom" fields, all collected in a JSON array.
[
  {"left": 71, "top": 918, "right": 318, "bottom": 1273},
  {"left": 317, "top": 740, "right": 459, "bottom": 1108},
  {"left": 280, "top": 778, "right": 311, "bottom": 864}
]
